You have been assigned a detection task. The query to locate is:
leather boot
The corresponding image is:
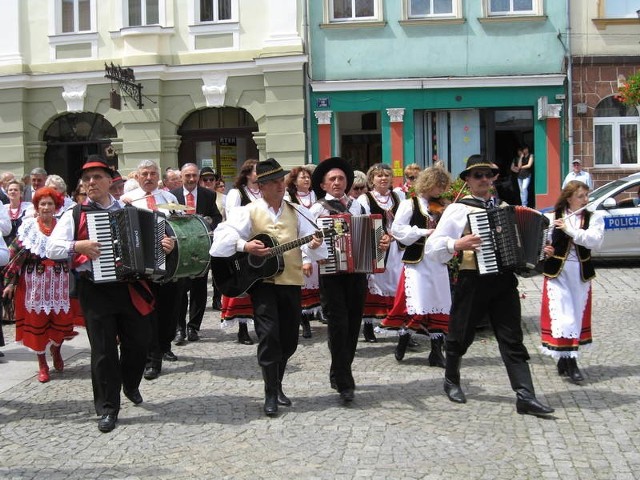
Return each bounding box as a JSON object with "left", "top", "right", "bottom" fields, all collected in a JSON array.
[
  {"left": 277, "top": 361, "right": 292, "bottom": 406},
  {"left": 506, "top": 363, "right": 554, "bottom": 417},
  {"left": 428, "top": 336, "right": 446, "bottom": 368},
  {"left": 394, "top": 332, "right": 411, "bottom": 361},
  {"left": 301, "top": 315, "right": 312, "bottom": 339},
  {"left": 443, "top": 354, "right": 466, "bottom": 403},
  {"left": 37, "top": 353, "right": 50, "bottom": 383},
  {"left": 261, "top": 365, "right": 279, "bottom": 416},
  {"left": 362, "top": 322, "right": 377, "bottom": 343},
  {"left": 556, "top": 357, "right": 568, "bottom": 376},
  {"left": 238, "top": 322, "right": 254, "bottom": 345},
  {"left": 566, "top": 357, "right": 584, "bottom": 383},
  {"left": 50, "top": 343, "right": 64, "bottom": 372}
]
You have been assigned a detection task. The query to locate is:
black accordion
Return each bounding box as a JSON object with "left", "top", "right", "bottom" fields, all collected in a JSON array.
[
  {"left": 86, "top": 205, "right": 167, "bottom": 283},
  {"left": 317, "top": 213, "right": 386, "bottom": 275},
  {"left": 468, "top": 206, "right": 550, "bottom": 276}
]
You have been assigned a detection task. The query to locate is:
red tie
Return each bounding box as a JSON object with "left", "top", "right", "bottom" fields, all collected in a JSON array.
[
  {"left": 146, "top": 195, "right": 157, "bottom": 210},
  {"left": 186, "top": 192, "right": 195, "bottom": 214}
]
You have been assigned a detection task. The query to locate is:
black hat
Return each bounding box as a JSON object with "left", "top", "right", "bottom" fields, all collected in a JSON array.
[
  {"left": 255, "top": 158, "right": 289, "bottom": 183},
  {"left": 81, "top": 155, "right": 114, "bottom": 178},
  {"left": 311, "top": 157, "right": 354, "bottom": 198},
  {"left": 200, "top": 166, "right": 216, "bottom": 177},
  {"left": 111, "top": 170, "right": 124, "bottom": 184},
  {"left": 459, "top": 154, "right": 499, "bottom": 180}
]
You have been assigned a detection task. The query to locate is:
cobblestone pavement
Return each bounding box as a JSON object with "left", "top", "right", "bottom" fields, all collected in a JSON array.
[{"left": 1, "top": 262, "right": 639, "bottom": 479}]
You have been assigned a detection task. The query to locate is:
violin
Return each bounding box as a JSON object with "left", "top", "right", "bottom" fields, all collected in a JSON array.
[{"left": 427, "top": 196, "right": 450, "bottom": 219}]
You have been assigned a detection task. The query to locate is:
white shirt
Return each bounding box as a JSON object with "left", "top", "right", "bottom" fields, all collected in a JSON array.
[
  {"left": 123, "top": 187, "right": 178, "bottom": 216},
  {"left": 562, "top": 170, "right": 593, "bottom": 190}
]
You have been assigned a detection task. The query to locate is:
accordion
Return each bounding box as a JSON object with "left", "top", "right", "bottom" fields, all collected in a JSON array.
[
  {"left": 317, "top": 213, "right": 386, "bottom": 275},
  {"left": 468, "top": 206, "right": 550, "bottom": 276},
  {"left": 86, "top": 205, "right": 167, "bottom": 283}
]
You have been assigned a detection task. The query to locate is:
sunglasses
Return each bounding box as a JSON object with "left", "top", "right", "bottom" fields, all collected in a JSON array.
[
  {"left": 406, "top": 176, "right": 416, "bottom": 181},
  {"left": 471, "top": 171, "right": 494, "bottom": 180},
  {"left": 202, "top": 178, "right": 216, "bottom": 182},
  {"left": 352, "top": 186, "right": 365, "bottom": 191}
]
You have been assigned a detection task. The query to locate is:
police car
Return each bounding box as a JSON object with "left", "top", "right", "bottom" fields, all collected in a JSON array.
[{"left": 586, "top": 172, "right": 640, "bottom": 258}]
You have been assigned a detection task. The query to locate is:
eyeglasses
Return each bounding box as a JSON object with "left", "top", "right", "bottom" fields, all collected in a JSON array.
[
  {"left": 471, "top": 171, "right": 494, "bottom": 180},
  {"left": 406, "top": 176, "right": 416, "bottom": 181},
  {"left": 352, "top": 186, "right": 365, "bottom": 191},
  {"left": 202, "top": 178, "right": 216, "bottom": 183}
]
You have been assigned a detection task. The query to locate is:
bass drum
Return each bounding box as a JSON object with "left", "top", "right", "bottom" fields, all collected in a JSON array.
[{"left": 163, "top": 215, "right": 212, "bottom": 282}]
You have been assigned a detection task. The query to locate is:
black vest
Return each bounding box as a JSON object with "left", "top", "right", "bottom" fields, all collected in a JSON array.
[
  {"left": 364, "top": 191, "right": 400, "bottom": 231},
  {"left": 543, "top": 209, "right": 595, "bottom": 281},
  {"left": 401, "top": 197, "right": 429, "bottom": 264}
]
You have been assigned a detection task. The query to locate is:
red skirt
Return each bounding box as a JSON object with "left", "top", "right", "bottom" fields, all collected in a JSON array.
[{"left": 220, "top": 295, "right": 253, "bottom": 323}]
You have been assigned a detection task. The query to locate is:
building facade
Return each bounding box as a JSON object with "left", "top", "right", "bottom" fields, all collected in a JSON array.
[
  {"left": 570, "top": 0, "right": 640, "bottom": 188},
  {"left": 307, "top": 0, "right": 569, "bottom": 208},
  {"left": 0, "top": 0, "right": 307, "bottom": 187}
]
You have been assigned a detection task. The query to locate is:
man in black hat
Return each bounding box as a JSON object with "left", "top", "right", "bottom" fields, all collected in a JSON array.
[
  {"left": 46, "top": 156, "right": 175, "bottom": 432},
  {"left": 309, "top": 157, "right": 391, "bottom": 404},
  {"left": 425, "top": 154, "right": 554, "bottom": 417},
  {"left": 209, "top": 158, "right": 327, "bottom": 416}
]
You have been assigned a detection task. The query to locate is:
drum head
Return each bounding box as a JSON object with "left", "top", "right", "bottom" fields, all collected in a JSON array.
[{"left": 163, "top": 215, "right": 212, "bottom": 281}]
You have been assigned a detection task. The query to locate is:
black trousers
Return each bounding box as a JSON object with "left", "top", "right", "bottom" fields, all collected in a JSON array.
[
  {"left": 78, "top": 278, "right": 151, "bottom": 416},
  {"left": 177, "top": 273, "right": 209, "bottom": 332},
  {"left": 319, "top": 273, "right": 367, "bottom": 392},
  {"left": 249, "top": 283, "right": 301, "bottom": 368},
  {"left": 147, "top": 279, "right": 186, "bottom": 367},
  {"left": 446, "top": 271, "right": 531, "bottom": 367}
]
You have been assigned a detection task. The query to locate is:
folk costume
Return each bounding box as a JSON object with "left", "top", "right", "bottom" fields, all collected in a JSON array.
[
  {"left": 219, "top": 184, "right": 261, "bottom": 344},
  {"left": 540, "top": 208, "right": 604, "bottom": 379},
  {"left": 210, "top": 159, "right": 327, "bottom": 415},
  {"left": 5, "top": 216, "right": 72, "bottom": 381},
  {"left": 380, "top": 196, "right": 450, "bottom": 364},
  {"left": 358, "top": 189, "right": 402, "bottom": 342}
]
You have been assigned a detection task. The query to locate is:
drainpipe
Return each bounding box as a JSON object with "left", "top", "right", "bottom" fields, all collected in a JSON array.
[
  {"left": 303, "top": 0, "right": 313, "bottom": 164},
  {"left": 566, "top": 0, "right": 574, "bottom": 170}
]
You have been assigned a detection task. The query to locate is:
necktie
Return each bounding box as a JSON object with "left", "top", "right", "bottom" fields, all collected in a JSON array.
[
  {"left": 146, "top": 194, "right": 157, "bottom": 210},
  {"left": 485, "top": 199, "right": 494, "bottom": 209},
  {"left": 186, "top": 192, "right": 195, "bottom": 214}
]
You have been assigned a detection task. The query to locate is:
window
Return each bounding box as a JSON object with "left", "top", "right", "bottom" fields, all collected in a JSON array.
[
  {"left": 199, "top": 0, "right": 233, "bottom": 22},
  {"left": 328, "top": 0, "right": 383, "bottom": 22},
  {"left": 601, "top": 0, "right": 640, "bottom": 18},
  {"left": 486, "top": 0, "right": 540, "bottom": 16},
  {"left": 59, "top": 0, "right": 91, "bottom": 33},
  {"left": 408, "top": 0, "right": 454, "bottom": 18},
  {"left": 594, "top": 97, "right": 639, "bottom": 167},
  {"left": 127, "top": 0, "right": 159, "bottom": 26}
]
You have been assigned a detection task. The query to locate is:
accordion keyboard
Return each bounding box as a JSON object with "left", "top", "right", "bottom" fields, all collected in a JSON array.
[
  {"left": 86, "top": 211, "right": 118, "bottom": 282},
  {"left": 468, "top": 212, "right": 499, "bottom": 275}
]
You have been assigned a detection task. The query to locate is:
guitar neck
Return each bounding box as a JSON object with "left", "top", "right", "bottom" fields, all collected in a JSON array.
[{"left": 267, "top": 233, "right": 315, "bottom": 258}]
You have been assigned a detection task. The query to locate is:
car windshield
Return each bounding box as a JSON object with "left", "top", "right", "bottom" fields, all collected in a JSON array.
[{"left": 589, "top": 180, "right": 627, "bottom": 202}]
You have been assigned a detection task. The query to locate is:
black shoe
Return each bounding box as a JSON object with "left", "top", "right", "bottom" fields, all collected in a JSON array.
[
  {"left": 301, "top": 316, "right": 312, "bottom": 339},
  {"left": 557, "top": 357, "right": 568, "bottom": 376},
  {"left": 187, "top": 327, "right": 199, "bottom": 342},
  {"left": 212, "top": 298, "right": 222, "bottom": 311},
  {"left": 264, "top": 394, "right": 278, "bottom": 416},
  {"left": 277, "top": 386, "right": 292, "bottom": 406},
  {"left": 428, "top": 337, "right": 446, "bottom": 368},
  {"left": 444, "top": 378, "right": 467, "bottom": 404},
  {"left": 566, "top": 358, "right": 584, "bottom": 383},
  {"left": 163, "top": 351, "right": 178, "bottom": 362},
  {"left": 362, "top": 323, "right": 377, "bottom": 343},
  {"left": 143, "top": 366, "right": 160, "bottom": 381},
  {"left": 0, "top": 351, "right": 4, "bottom": 357},
  {"left": 238, "top": 323, "right": 254, "bottom": 345},
  {"left": 174, "top": 330, "right": 186, "bottom": 345},
  {"left": 339, "top": 388, "right": 355, "bottom": 403},
  {"left": 123, "top": 388, "right": 143, "bottom": 405},
  {"left": 395, "top": 333, "right": 411, "bottom": 362},
  {"left": 98, "top": 414, "right": 118, "bottom": 433},
  {"left": 516, "top": 397, "right": 555, "bottom": 417}
]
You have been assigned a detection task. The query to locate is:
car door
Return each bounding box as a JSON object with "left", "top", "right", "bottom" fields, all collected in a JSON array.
[{"left": 593, "top": 180, "right": 640, "bottom": 257}]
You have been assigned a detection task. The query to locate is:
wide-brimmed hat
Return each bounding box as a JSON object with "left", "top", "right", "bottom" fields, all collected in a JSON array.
[
  {"left": 80, "top": 155, "right": 114, "bottom": 178},
  {"left": 459, "top": 155, "right": 499, "bottom": 180},
  {"left": 200, "top": 166, "right": 216, "bottom": 177},
  {"left": 256, "top": 158, "right": 289, "bottom": 183},
  {"left": 111, "top": 170, "right": 124, "bottom": 184},
  {"left": 311, "top": 157, "right": 354, "bottom": 198}
]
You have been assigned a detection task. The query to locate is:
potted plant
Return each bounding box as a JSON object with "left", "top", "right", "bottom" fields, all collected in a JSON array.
[{"left": 617, "top": 71, "right": 640, "bottom": 108}]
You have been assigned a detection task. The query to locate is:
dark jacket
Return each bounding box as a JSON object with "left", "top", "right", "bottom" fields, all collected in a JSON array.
[{"left": 170, "top": 186, "right": 222, "bottom": 230}]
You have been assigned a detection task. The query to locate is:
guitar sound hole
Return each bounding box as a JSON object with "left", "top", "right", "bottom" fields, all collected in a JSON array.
[{"left": 247, "top": 255, "right": 265, "bottom": 269}]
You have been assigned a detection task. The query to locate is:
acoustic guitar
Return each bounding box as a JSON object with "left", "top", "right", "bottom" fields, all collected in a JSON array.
[{"left": 211, "top": 227, "right": 337, "bottom": 298}]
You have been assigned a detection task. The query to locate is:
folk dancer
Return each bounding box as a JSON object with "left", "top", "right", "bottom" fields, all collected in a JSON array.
[
  {"left": 210, "top": 158, "right": 327, "bottom": 416},
  {"left": 426, "top": 154, "right": 554, "bottom": 417}
]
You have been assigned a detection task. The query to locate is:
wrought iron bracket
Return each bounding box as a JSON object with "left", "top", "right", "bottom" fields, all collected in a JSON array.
[{"left": 105, "top": 63, "right": 144, "bottom": 109}]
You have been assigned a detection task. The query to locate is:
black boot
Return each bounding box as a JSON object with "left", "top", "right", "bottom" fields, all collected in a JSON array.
[
  {"left": 238, "top": 322, "right": 254, "bottom": 345},
  {"left": 261, "top": 365, "right": 279, "bottom": 416},
  {"left": 506, "top": 363, "right": 554, "bottom": 417},
  {"left": 443, "top": 354, "right": 466, "bottom": 403},
  {"left": 395, "top": 332, "right": 411, "bottom": 361},
  {"left": 566, "top": 357, "right": 584, "bottom": 383},
  {"left": 301, "top": 314, "right": 312, "bottom": 339},
  {"left": 556, "top": 357, "right": 568, "bottom": 376},
  {"left": 362, "top": 322, "right": 377, "bottom": 343},
  {"left": 428, "top": 336, "right": 446, "bottom": 368},
  {"left": 277, "top": 361, "right": 292, "bottom": 406}
]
